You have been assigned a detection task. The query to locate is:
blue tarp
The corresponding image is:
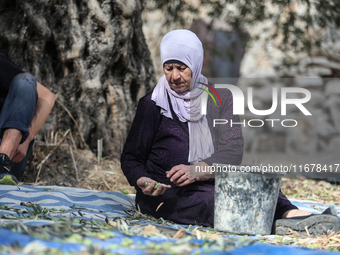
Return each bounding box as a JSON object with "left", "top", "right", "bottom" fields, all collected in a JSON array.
[{"left": 0, "top": 185, "right": 339, "bottom": 254}]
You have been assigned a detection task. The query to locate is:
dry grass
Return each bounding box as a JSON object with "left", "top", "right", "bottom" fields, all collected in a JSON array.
[
  {"left": 20, "top": 130, "right": 135, "bottom": 195},
  {"left": 259, "top": 231, "right": 340, "bottom": 252},
  {"left": 76, "top": 159, "right": 135, "bottom": 194},
  {"left": 281, "top": 177, "right": 340, "bottom": 205}
]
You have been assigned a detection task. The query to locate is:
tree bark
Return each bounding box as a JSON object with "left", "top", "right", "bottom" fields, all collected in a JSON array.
[{"left": 0, "top": 0, "right": 156, "bottom": 158}]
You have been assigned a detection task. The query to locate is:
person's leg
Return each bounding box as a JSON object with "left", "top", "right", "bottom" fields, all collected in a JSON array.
[
  {"left": 0, "top": 73, "right": 37, "bottom": 144},
  {"left": 0, "top": 73, "right": 37, "bottom": 184},
  {"left": 274, "top": 189, "right": 300, "bottom": 221},
  {"left": 0, "top": 129, "right": 22, "bottom": 159}
]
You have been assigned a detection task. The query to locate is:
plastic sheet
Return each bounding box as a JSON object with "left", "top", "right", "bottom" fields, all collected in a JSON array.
[{"left": 0, "top": 185, "right": 339, "bottom": 254}]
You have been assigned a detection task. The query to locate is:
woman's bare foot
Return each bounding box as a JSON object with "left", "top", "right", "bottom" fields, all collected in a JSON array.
[{"left": 281, "top": 209, "right": 312, "bottom": 218}]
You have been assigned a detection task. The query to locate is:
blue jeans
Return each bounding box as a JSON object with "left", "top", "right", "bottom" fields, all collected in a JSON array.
[{"left": 0, "top": 73, "right": 38, "bottom": 178}]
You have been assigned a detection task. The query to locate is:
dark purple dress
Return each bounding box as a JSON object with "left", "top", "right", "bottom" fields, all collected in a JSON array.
[{"left": 121, "top": 87, "right": 297, "bottom": 227}]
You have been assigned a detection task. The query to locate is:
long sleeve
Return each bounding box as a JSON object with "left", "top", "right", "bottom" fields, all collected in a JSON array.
[
  {"left": 203, "top": 86, "right": 244, "bottom": 166},
  {"left": 120, "top": 93, "right": 161, "bottom": 187}
]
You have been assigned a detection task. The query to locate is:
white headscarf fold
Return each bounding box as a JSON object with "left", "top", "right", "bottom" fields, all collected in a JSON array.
[{"left": 151, "top": 29, "right": 214, "bottom": 163}]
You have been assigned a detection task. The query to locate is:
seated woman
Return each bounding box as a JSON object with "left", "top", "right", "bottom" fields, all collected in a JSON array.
[{"left": 121, "top": 29, "right": 339, "bottom": 235}]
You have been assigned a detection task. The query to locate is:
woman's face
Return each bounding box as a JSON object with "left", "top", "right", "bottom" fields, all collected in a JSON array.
[{"left": 163, "top": 62, "right": 192, "bottom": 93}]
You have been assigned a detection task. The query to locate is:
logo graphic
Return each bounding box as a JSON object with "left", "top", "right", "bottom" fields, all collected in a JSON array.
[
  {"left": 201, "top": 83, "right": 312, "bottom": 128},
  {"left": 199, "top": 83, "right": 311, "bottom": 117},
  {"left": 197, "top": 82, "right": 222, "bottom": 106}
]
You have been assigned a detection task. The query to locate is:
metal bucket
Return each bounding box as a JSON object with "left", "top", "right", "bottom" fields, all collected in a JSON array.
[{"left": 214, "top": 164, "right": 284, "bottom": 235}]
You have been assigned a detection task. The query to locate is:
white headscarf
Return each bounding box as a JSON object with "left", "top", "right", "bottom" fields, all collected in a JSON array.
[{"left": 151, "top": 29, "right": 214, "bottom": 163}]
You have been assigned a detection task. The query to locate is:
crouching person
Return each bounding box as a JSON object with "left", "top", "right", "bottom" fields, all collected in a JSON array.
[{"left": 0, "top": 53, "right": 55, "bottom": 185}]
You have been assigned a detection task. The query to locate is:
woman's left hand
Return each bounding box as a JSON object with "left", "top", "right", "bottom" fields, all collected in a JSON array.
[
  {"left": 166, "top": 164, "right": 195, "bottom": 187},
  {"left": 167, "top": 163, "right": 214, "bottom": 186}
]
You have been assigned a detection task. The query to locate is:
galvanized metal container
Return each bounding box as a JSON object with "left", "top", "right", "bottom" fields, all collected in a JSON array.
[{"left": 213, "top": 164, "right": 284, "bottom": 235}]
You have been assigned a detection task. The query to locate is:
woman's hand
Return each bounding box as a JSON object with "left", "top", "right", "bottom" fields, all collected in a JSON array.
[
  {"left": 167, "top": 163, "right": 213, "bottom": 187},
  {"left": 166, "top": 164, "right": 195, "bottom": 186},
  {"left": 136, "top": 177, "right": 171, "bottom": 196}
]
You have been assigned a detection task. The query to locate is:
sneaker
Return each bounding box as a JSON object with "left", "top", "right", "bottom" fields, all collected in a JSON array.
[
  {"left": 0, "top": 153, "right": 11, "bottom": 172},
  {"left": 0, "top": 173, "right": 18, "bottom": 185},
  {"left": 274, "top": 206, "right": 340, "bottom": 236},
  {"left": 0, "top": 153, "right": 18, "bottom": 185}
]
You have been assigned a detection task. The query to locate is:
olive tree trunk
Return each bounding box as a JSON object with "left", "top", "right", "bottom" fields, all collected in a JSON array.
[{"left": 0, "top": 0, "right": 155, "bottom": 158}]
